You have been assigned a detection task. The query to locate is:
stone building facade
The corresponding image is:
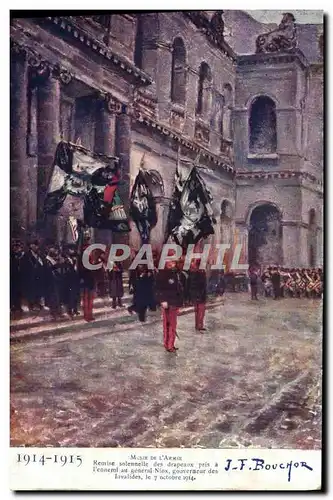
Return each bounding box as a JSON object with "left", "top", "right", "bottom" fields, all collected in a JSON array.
[{"left": 10, "top": 11, "right": 324, "bottom": 268}]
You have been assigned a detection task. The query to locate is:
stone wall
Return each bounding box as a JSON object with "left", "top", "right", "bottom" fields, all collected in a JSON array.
[{"left": 10, "top": 12, "right": 323, "bottom": 269}]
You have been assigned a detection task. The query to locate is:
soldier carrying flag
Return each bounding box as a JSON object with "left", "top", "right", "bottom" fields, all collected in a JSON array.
[{"left": 129, "top": 166, "right": 157, "bottom": 244}]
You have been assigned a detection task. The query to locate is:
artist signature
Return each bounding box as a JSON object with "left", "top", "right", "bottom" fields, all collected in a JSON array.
[{"left": 224, "top": 458, "right": 313, "bottom": 482}]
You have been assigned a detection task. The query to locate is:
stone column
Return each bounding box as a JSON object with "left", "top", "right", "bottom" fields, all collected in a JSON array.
[
  {"left": 36, "top": 67, "right": 61, "bottom": 233},
  {"left": 10, "top": 44, "right": 29, "bottom": 240},
  {"left": 114, "top": 108, "right": 132, "bottom": 247},
  {"left": 95, "top": 97, "right": 115, "bottom": 157},
  {"left": 94, "top": 95, "right": 116, "bottom": 246},
  {"left": 35, "top": 63, "right": 73, "bottom": 242},
  {"left": 282, "top": 222, "right": 301, "bottom": 267}
]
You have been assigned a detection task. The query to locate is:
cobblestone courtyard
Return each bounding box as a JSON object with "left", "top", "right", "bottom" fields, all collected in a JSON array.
[{"left": 10, "top": 294, "right": 322, "bottom": 449}]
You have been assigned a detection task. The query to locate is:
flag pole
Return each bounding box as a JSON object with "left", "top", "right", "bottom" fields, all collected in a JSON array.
[{"left": 140, "top": 153, "right": 146, "bottom": 171}]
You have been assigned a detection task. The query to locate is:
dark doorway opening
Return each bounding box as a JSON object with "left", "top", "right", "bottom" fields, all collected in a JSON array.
[{"left": 248, "top": 204, "right": 282, "bottom": 267}]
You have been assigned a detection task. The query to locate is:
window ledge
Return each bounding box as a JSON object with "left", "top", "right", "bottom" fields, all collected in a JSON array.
[
  {"left": 170, "top": 102, "right": 185, "bottom": 115},
  {"left": 247, "top": 153, "right": 279, "bottom": 160}
]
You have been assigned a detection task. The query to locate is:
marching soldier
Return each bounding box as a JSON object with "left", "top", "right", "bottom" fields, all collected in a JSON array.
[
  {"left": 127, "top": 264, "right": 155, "bottom": 322},
  {"left": 10, "top": 240, "right": 24, "bottom": 314},
  {"left": 21, "top": 240, "right": 46, "bottom": 311},
  {"left": 155, "top": 259, "right": 184, "bottom": 353},
  {"left": 270, "top": 267, "right": 281, "bottom": 300},
  {"left": 294, "top": 268, "right": 303, "bottom": 298},
  {"left": 318, "top": 268, "right": 324, "bottom": 298},
  {"left": 248, "top": 266, "right": 259, "bottom": 300},
  {"left": 108, "top": 261, "right": 124, "bottom": 309},
  {"left": 261, "top": 267, "right": 273, "bottom": 297},
  {"left": 63, "top": 244, "right": 81, "bottom": 318},
  {"left": 79, "top": 237, "right": 97, "bottom": 322},
  {"left": 188, "top": 259, "right": 208, "bottom": 332},
  {"left": 44, "top": 246, "right": 65, "bottom": 320}
]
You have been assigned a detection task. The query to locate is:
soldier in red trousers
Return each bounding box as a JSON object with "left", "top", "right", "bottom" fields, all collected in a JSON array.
[
  {"left": 188, "top": 259, "right": 207, "bottom": 332},
  {"left": 79, "top": 239, "right": 101, "bottom": 322},
  {"left": 155, "top": 259, "right": 184, "bottom": 353}
]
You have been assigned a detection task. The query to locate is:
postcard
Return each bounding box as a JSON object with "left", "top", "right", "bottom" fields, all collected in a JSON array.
[{"left": 10, "top": 9, "right": 323, "bottom": 491}]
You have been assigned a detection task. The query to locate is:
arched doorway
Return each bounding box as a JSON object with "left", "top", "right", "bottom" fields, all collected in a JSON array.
[
  {"left": 308, "top": 208, "right": 317, "bottom": 267},
  {"left": 248, "top": 204, "right": 282, "bottom": 267}
]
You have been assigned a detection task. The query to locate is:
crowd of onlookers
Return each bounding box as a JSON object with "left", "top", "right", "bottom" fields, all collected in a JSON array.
[{"left": 10, "top": 238, "right": 125, "bottom": 321}]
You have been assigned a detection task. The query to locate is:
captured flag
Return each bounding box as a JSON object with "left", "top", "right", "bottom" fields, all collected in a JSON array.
[
  {"left": 84, "top": 186, "right": 130, "bottom": 233},
  {"left": 165, "top": 162, "right": 188, "bottom": 244},
  {"left": 166, "top": 166, "right": 216, "bottom": 248},
  {"left": 44, "top": 141, "right": 130, "bottom": 232},
  {"left": 129, "top": 169, "right": 157, "bottom": 244}
]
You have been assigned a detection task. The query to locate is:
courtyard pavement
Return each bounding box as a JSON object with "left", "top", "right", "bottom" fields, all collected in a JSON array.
[{"left": 10, "top": 293, "right": 322, "bottom": 449}]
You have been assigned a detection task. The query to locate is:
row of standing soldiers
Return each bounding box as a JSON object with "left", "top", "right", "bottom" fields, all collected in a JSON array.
[
  {"left": 10, "top": 239, "right": 126, "bottom": 321},
  {"left": 11, "top": 241, "right": 212, "bottom": 352},
  {"left": 249, "top": 266, "right": 323, "bottom": 300}
]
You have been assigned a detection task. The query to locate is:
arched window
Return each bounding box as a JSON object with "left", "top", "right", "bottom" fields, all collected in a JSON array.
[
  {"left": 171, "top": 38, "right": 186, "bottom": 105},
  {"left": 134, "top": 15, "right": 144, "bottom": 69},
  {"left": 197, "top": 62, "right": 212, "bottom": 120},
  {"left": 222, "top": 83, "right": 233, "bottom": 140},
  {"left": 249, "top": 96, "right": 277, "bottom": 154}
]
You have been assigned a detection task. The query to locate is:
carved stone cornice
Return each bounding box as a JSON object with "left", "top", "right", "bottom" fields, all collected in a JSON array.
[
  {"left": 96, "top": 91, "right": 124, "bottom": 114},
  {"left": 194, "top": 119, "right": 210, "bottom": 146},
  {"left": 35, "top": 16, "right": 152, "bottom": 86},
  {"left": 131, "top": 107, "right": 234, "bottom": 175},
  {"left": 237, "top": 50, "right": 309, "bottom": 69},
  {"left": 133, "top": 90, "right": 157, "bottom": 120},
  {"left": 11, "top": 39, "right": 73, "bottom": 85},
  {"left": 52, "top": 63, "right": 73, "bottom": 84}
]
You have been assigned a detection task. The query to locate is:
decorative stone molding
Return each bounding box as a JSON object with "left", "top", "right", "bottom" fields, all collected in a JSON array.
[
  {"left": 11, "top": 40, "right": 73, "bottom": 86},
  {"left": 194, "top": 120, "right": 210, "bottom": 145},
  {"left": 236, "top": 169, "right": 323, "bottom": 186},
  {"left": 221, "top": 139, "right": 233, "bottom": 159},
  {"left": 133, "top": 90, "right": 157, "bottom": 119},
  {"left": 37, "top": 16, "right": 152, "bottom": 85},
  {"left": 169, "top": 106, "right": 185, "bottom": 131},
  {"left": 97, "top": 91, "right": 124, "bottom": 114},
  {"left": 281, "top": 220, "right": 310, "bottom": 229},
  {"left": 132, "top": 108, "right": 233, "bottom": 174},
  {"left": 247, "top": 153, "right": 279, "bottom": 160},
  {"left": 237, "top": 50, "right": 309, "bottom": 69},
  {"left": 52, "top": 63, "right": 73, "bottom": 84}
]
